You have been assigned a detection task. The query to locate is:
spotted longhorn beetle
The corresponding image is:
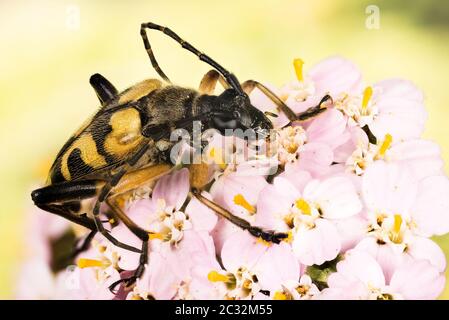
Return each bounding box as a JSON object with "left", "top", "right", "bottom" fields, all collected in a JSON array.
[{"left": 31, "top": 22, "right": 331, "bottom": 290}]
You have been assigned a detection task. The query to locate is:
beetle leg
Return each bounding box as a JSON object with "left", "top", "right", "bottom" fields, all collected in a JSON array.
[
  {"left": 241, "top": 80, "right": 333, "bottom": 122},
  {"left": 89, "top": 144, "right": 157, "bottom": 290},
  {"left": 109, "top": 241, "right": 148, "bottom": 293},
  {"left": 198, "top": 69, "right": 230, "bottom": 94},
  {"left": 104, "top": 197, "right": 150, "bottom": 293},
  {"left": 241, "top": 80, "right": 298, "bottom": 121},
  {"left": 296, "top": 94, "right": 333, "bottom": 121},
  {"left": 32, "top": 180, "right": 141, "bottom": 253},
  {"left": 191, "top": 189, "right": 288, "bottom": 243}
]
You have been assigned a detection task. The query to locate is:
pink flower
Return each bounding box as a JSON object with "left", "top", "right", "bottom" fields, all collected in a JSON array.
[
  {"left": 54, "top": 267, "right": 120, "bottom": 300},
  {"left": 114, "top": 168, "right": 216, "bottom": 247},
  {"left": 209, "top": 167, "right": 269, "bottom": 252},
  {"left": 361, "top": 161, "right": 449, "bottom": 271},
  {"left": 277, "top": 109, "right": 349, "bottom": 178},
  {"left": 18, "top": 55, "right": 448, "bottom": 300},
  {"left": 125, "top": 230, "right": 217, "bottom": 300},
  {"left": 283, "top": 56, "right": 363, "bottom": 114},
  {"left": 336, "top": 79, "right": 426, "bottom": 141},
  {"left": 190, "top": 230, "right": 299, "bottom": 300},
  {"left": 16, "top": 259, "right": 57, "bottom": 299},
  {"left": 321, "top": 250, "right": 444, "bottom": 300},
  {"left": 256, "top": 175, "right": 361, "bottom": 265},
  {"left": 249, "top": 57, "right": 363, "bottom": 128},
  {"left": 338, "top": 126, "right": 443, "bottom": 180}
]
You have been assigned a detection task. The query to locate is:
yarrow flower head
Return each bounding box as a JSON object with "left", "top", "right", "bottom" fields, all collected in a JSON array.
[{"left": 18, "top": 56, "right": 449, "bottom": 300}]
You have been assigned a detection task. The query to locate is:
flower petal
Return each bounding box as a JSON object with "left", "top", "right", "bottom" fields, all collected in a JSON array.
[
  {"left": 329, "top": 250, "right": 385, "bottom": 289},
  {"left": 185, "top": 192, "right": 218, "bottom": 232},
  {"left": 292, "top": 219, "right": 341, "bottom": 265},
  {"left": 407, "top": 236, "right": 446, "bottom": 272},
  {"left": 152, "top": 168, "right": 190, "bottom": 210},
  {"left": 362, "top": 161, "right": 417, "bottom": 217},
  {"left": 389, "top": 259, "right": 445, "bottom": 300},
  {"left": 221, "top": 230, "right": 268, "bottom": 272},
  {"left": 412, "top": 175, "right": 449, "bottom": 236},
  {"left": 308, "top": 56, "right": 363, "bottom": 96},
  {"left": 304, "top": 176, "right": 362, "bottom": 219},
  {"left": 306, "top": 108, "right": 349, "bottom": 150},
  {"left": 254, "top": 242, "right": 300, "bottom": 292},
  {"left": 387, "top": 139, "right": 444, "bottom": 181}
]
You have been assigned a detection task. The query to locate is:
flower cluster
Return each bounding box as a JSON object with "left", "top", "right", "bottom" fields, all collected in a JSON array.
[{"left": 17, "top": 57, "right": 449, "bottom": 300}]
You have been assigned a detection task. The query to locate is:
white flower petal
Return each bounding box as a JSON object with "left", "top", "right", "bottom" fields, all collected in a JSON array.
[
  {"left": 304, "top": 176, "right": 362, "bottom": 219},
  {"left": 292, "top": 219, "right": 341, "bottom": 265}
]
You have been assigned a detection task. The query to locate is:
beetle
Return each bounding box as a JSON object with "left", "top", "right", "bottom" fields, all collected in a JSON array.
[{"left": 31, "top": 22, "right": 331, "bottom": 289}]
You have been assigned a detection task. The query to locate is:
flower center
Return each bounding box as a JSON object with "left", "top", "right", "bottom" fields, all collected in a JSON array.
[
  {"left": 335, "top": 88, "right": 378, "bottom": 128},
  {"left": 377, "top": 293, "right": 394, "bottom": 300},
  {"left": 148, "top": 200, "right": 191, "bottom": 244},
  {"left": 283, "top": 199, "right": 318, "bottom": 231},
  {"left": 372, "top": 213, "right": 406, "bottom": 245},
  {"left": 208, "top": 267, "right": 260, "bottom": 299},
  {"left": 273, "top": 282, "right": 312, "bottom": 300},
  {"left": 276, "top": 126, "right": 307, "bottom": 165}
]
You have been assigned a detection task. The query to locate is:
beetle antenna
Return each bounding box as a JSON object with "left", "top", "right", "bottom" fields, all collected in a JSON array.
[{"left": 140, "top": 22, "right": 245, "bottom": 95}]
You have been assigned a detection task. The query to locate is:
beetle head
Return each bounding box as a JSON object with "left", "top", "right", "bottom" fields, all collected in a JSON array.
[{"left": 212, "top": 89, "right": 273, "bottom": 137}]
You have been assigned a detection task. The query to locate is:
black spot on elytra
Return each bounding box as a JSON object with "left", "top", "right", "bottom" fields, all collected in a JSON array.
[{"left": 67, "top": 148, "right": 95, "bottom": 179}]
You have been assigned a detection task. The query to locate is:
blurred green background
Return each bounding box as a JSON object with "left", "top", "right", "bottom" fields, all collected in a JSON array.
[{"left": 1, "top": 0, "right": 448, "bottom": 299}]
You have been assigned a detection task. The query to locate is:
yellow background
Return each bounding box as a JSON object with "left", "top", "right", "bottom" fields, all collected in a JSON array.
[{"left": 1, "top": 0, "right": 448, "bottom": 298}]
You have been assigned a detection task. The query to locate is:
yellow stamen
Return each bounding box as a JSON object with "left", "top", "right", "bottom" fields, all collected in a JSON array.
[
  {"left": 209, "top": 147, "right": 227, "bottom": 170},
  {"left": 296, "top": 285, "right": 310, "bottom": 295},
  {"left": 273, "top": 291, "right": 288, "bottom": 300},
  {"left": 295, "top": 198, "right": 311, "bottom": 215},
  {"left": 98, "top": 245, "right": 107, "bottom": 253},
  {"left": 256, "top": 237, "right": 272, "bottom": 247},
  {"left": 282, "top": 230, "right": 294, "bottom": 244},
  {"left": 242, "top": 279, "right": 252, "bottom": 290},
  {"left": 293, "top": 58, "right": 305, "bottom": 82},
  {"left": 389, "top": 214, "right": 403, "bottom": 244},
  {"left": 149, "top": 232, "right": 165, "bottom": 240},
  {"left": 286, "top": 143, "right": 299, "bottom": 154},
  {"left": 233, "top": 194, "right": 256, "bottom": 214},
  {"left": 362, "top": 86, "right": 373, "bottom": 109},
  {"left": 208, "top": 271, "right": 229, "bottom": 283},
  {"left": 77, "top": 258, "right": 106, "bottom": 269},
  {"left": 378, "top": 133, "right": 393, "bottom": 157},
  {"left": 283, "top": 214, "right": 295, "bottom": 229},
  {"left": 393, "top": 214, "right": 402, "bottom": 234}
]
